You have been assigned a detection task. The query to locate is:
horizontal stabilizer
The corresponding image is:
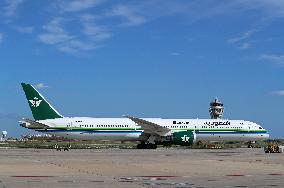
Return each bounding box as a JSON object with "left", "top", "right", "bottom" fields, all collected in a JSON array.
[{"left": 19, "top": 118, "right": 50, "bottom": 129}]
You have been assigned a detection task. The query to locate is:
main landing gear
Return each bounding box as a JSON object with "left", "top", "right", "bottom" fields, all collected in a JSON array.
[
  {"left": 137, "top": 142, "right": 157, "bottom": 149},
  {"left": 248, "top": 141, "right": 256, "bottom": 148}
]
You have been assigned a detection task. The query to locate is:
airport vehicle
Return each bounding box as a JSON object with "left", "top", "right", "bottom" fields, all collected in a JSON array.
[
  {"left": 54, "top": 143, "right": 71, "bottom": 151},
  {"left": 20, "top": 83, "right": 269, "bottom": 149},
  {"left": 264, "top": 144, "right": 284, "bottom": 153}
]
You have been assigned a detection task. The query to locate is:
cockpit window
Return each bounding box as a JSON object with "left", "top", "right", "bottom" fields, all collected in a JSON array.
[{"left": 259, "top": 127, "right": 263, "bottom": 129}]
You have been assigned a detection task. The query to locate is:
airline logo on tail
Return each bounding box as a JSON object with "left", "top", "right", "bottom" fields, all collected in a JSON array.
[{"left": 29, "top": 97, "right": 42, "bottom": 107}]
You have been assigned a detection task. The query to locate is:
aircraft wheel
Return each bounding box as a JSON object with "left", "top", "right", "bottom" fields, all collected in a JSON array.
[
  {"left": 146, "top": 143, "right": 157, "bottom": 149},
  {"left": 137, "top": 143, "right": 157, "bottom": 149},
  {"left": 137, "top": 143, "right": 146, "bottom": 149},
  {"left": 151, "top": 144, "right": 157, "bottom": 149},
  {"left": 146, "top": 144, "right": 152, "bottom": 149}
]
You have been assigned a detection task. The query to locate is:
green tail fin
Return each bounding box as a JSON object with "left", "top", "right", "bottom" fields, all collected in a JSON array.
[{"left": 21, "top": 83, "right": 63, "bottom": 120}]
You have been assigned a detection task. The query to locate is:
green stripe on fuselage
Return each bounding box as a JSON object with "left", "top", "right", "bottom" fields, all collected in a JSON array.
[{"left": 34, "top": 126, "right": 267, "bottom": 133}]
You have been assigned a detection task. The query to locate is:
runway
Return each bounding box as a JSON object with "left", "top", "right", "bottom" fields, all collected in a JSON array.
[{"left": 0, "top": 148, "right": 283, "bottom": 188}]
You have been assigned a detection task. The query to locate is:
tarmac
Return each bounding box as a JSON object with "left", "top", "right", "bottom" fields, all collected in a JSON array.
[{"left": 0, "top": 148, "right": 283, "bottom": 188}]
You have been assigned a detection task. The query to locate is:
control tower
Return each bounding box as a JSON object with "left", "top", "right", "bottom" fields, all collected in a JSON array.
[{"left": 209, "top": 98, "right": 224, "bottom": 119}]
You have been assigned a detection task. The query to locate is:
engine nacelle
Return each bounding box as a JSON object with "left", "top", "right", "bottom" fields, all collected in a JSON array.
[
  {"left": 19, "top": 121, "right": 31, "bottom": 128},
  {"left": 172, "top": 131, "right": 196, "bottom": 146}
]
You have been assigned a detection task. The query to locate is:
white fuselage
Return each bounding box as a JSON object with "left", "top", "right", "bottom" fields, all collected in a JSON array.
[{"left": 36, "top": 117, "right": 269, "bottom": 142}]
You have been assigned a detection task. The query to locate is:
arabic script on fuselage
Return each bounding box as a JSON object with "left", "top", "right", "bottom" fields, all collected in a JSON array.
[{"left": 204, "top": 121, "right": 231, "bottom": 126}]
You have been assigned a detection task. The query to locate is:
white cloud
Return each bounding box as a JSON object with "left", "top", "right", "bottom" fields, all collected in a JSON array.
[
  {"left": 35, "top": 1, "right": 284, "bottom": 55},
  {"left": 59, "top": 0, "right": 105, "bottom": 12},
  {"left": 223, "top": 0, "right": 284, "bottom": 50},
  {"left": 38, "top": 17, "right": 104, "bottom": 55},
  {"left": 3, "top": 0, "right": 25, "bottom": 17},
  {"left": 227, "top": 28, "right": 261, "bottom": 49},
  {"left": 228, "top": 29, "right": 257, "bottom": 44},
  {"left": 35, "top": 83, "right": 48, "bottom": 89},
  {"left": 169, "top": 52, "right": 181, "bottom": 56},
  {"left": 109, "top": 5, "right": 146, "bottom": 26},
  {"left": 39, "top": 33, "right": 73, "bottom": 45},
  {"left": 16, "top": 26, "right": 34, "bottom": 33},
  {"left": 81, "top": 15, "right": 111, "bottom": 41},
  {"left": 246, "top": 0, "right": 284, "bottom": 18},
  {"left": 260, "top": 54, "right": 284, "bottom": 65},
  {"left": 42, "top": 18, "right": 68, "bottom": 34},
  {"left": 239, "top": 42, "right": 251, "bottom": 49},
  {"left": 84, "top": 25, "right": 111, "bottom": 41},
  {"left": 58, "top": 40, "right": 96, "bottom": 54},
  {"left": 271, "top": 90, "right": 284, "bottom": 96},
  {"left": 38, "top": 18, "right": 74, "bottom": 45},
  {"left": 80, "top": 14, "right": 100, "bottom": 22},
  {"left": 0, "top": 33, "right": 3, "bottom": 43}
]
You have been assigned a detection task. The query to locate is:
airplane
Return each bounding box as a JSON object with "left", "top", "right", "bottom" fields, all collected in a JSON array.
[{"left": 19, "top": 83, "right": 269, "bottom": 149}]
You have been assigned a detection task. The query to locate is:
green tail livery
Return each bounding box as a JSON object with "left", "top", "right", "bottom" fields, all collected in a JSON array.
[{"left": 21, "top": 83, "right": 63, "bottom": 120}]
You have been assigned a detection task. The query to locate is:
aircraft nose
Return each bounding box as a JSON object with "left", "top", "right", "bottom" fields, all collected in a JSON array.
[{"left": 262, "top": 133, "right": 269, "bottom": 140}]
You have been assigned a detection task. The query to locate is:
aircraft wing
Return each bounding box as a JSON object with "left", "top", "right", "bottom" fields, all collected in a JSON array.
[
  {"left": 19, "top": 118, "right": 50, "bottom": 129},
  {"left": 124, "top": 115, "right": 171, "bottom": 136}
]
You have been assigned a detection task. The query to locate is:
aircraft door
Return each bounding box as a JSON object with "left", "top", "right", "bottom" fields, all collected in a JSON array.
[
  {"left": 195, "top": 124, "right": 200, "bottom": 132},
  {"left": 67, "top": 122, "right": 73, "bottom": 130}
]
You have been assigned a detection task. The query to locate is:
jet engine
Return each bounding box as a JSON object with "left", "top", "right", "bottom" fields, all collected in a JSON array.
[{"left": 172, "top": 131, "right": 197, "bottom": 145}]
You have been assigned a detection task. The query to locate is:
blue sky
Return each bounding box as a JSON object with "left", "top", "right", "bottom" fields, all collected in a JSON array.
[{"left": 0, "top": 0, "right": 284, "bottom": 138}]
